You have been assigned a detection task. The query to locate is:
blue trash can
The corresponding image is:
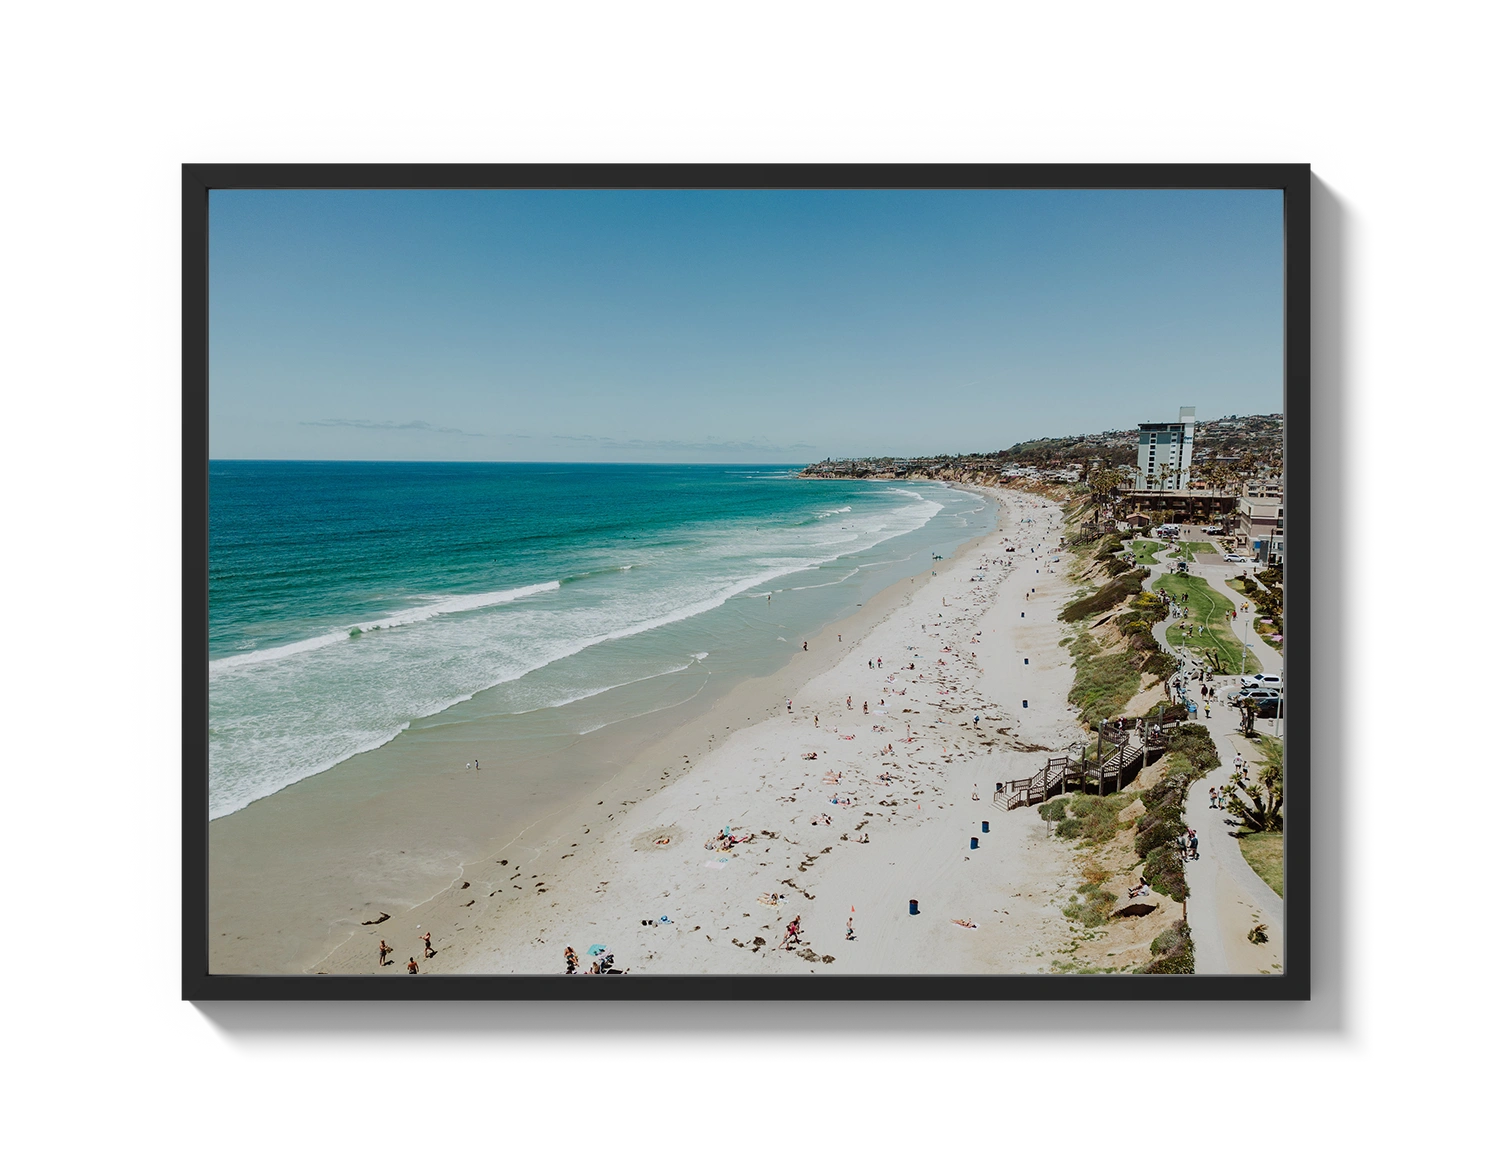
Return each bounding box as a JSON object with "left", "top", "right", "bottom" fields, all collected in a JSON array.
[
  {"left": 1022, "top": 699, "right": 1028, "bottom": 708},
  {"left": 1023, "top": 657, "right": 1028, "bottom": 665},
  {"left": 982, "top": 821, "right": 990, "bottom": 833},
  {"left": 970, "top": 837, "right": 979, "bottom": 849},
  {"left": 909, "top": 899, "right": 919, "bottom": 915}
]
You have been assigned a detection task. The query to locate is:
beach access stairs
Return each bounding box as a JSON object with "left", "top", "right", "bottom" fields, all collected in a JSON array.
[{"left": 996, "top": 723, "right": 1179, "bottom": 810}]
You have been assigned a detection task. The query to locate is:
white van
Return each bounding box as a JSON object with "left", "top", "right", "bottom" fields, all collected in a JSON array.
[{"left": 1239, "top": 673, "right": 1282, "bottom": 690}]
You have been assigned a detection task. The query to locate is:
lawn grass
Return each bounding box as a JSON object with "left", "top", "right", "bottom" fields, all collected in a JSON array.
[
  {"left": 1182, "top": 540, "right": 1218, "bottom": 557},
  {"left": 1157, "top": 573, "right": 1261, "bottom": 675},
  {"left": 1225, "top": 576, "right": 1285, "bottom": 652},
  {"left": 1239, "top": 832, "right": 1284, "bottom": 897},
  {"left": 1132, "top": 539, "right": 1164, "bottom": 565}
]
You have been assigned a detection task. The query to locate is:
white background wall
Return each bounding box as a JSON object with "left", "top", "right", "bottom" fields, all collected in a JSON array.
[{"left": 0, "top": 2, "right": 1476, "bottom": 1158}]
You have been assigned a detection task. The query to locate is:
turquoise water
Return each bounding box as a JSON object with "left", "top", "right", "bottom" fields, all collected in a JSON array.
[{"left": 209, "top": 463, "right": 992, "bottom": 818}]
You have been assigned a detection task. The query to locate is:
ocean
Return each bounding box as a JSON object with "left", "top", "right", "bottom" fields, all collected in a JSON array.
[{"left": 208, "top": 462, "right": 993, "bottom": 818}]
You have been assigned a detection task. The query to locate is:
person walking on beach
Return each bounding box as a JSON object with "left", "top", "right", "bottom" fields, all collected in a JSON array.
[
  {"left": 846, "top": 916, "right": 855, "bottom": 941},
  {"left": 564, "top": 946, "right": 578, "bottom": 974},
  {"left": 378, "top": 939, "right": 392, "bottom": 966},
  {"left": 803, "top": 641, "right": 808, "bottom": 651},
  {"left": 420, "top": 931, "right": 434, "bottom": 959},
  {"left": 407, "top": 957, "right": 419, "bottom": 974}
]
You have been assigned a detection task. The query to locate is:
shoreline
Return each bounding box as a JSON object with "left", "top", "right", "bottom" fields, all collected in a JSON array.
[
  {"left": 209, "top": 482, "right": 1002, "bottom": 974},
  {"left": 303, "top": 486, "right": 1089, "bottom": 976}
]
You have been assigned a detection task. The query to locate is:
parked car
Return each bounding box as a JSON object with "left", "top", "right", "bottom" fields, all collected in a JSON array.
[
  {"left": 1232, "top": 688, "right": 1280, "bottom": 704},
  {"left": 1239, "top": 673, "right": 1282, "bottom": 690},
  {"left": 1249, "top": 694, "right": 1284, "bottom": 716},
  {"left": 1223, "top": 553, "right": 1247, "bottom": 563}
]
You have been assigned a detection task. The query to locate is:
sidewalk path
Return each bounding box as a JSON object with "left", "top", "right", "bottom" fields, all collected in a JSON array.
[
  {"left": 1143, "top": 557, "right": 1284, "bottom": 975},
  {"left": 1195, "top": 565, "right": 1284, "bottom": 675}
]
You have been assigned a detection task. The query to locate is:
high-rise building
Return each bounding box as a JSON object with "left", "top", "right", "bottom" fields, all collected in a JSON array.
[{"left": 1135, "top": 407, "right": 1195, "bottom": 491}]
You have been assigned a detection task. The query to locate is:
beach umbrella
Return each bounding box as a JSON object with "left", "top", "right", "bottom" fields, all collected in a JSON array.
[{"left": 587, "top": 944, "right": 608, "bottom": 956}]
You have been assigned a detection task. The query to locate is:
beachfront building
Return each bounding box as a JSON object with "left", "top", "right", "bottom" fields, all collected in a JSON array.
[
  {"left": 1134, "top": 407, "right": 1196, "bottom": 491},
  {"left": 1120, "top": 486, "right": 1237, "bottom": 526},
  {"left": 1236, "top": 490, "right": 1284, "bottom": 564}
]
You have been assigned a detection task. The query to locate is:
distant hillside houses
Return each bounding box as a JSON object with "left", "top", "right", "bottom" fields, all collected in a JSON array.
[{"left": 802, "top": 411, "right": 1281, "bottom": 487}]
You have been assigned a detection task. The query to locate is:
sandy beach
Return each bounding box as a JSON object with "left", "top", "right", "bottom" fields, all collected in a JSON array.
[{"left": 271, "top": 486, "right": 1132, "bottom": 977}]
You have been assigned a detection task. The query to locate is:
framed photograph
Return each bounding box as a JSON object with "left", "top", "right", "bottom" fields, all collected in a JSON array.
[{"left": 185, "top": 164, "right": 1308, "bottom": 999}]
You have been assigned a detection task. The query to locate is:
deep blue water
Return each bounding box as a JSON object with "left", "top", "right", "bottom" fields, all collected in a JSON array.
[{"left": 209, "top": 462, "right": 989, "bottom": 817}]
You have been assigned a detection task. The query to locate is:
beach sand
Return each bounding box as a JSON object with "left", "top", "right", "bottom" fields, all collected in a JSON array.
[{"left": 273, "top": 487, "right": 1096, "bottom": 977}]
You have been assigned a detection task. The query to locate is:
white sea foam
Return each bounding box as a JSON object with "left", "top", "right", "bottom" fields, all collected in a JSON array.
[{"left": 210, "top": 580, "right": 561, "bottom": 674}]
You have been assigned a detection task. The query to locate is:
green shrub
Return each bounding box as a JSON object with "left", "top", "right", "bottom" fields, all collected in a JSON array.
[
  {"left": 1067, "top": 635, "right": 1141, "bottom": 727},
  {"left": 1037, "top": 798, "right": 1069, "bottom": 823},
  {"left": 1055, "top": 817, "right": 1084, "bottom": 839},
  {"left": 1059, "top": 570, "right": 1147, "bottom": 622},
  {"left": 1160, "top": 723, "right": 1220, "bottom": 779},
  {"left": 1142, "top": 650, "right": 1177, "bottom": 680},
  {"left": 1066, "top": 793, "right": 1132, "bottom": 844},
  {"left": 1143, "top": 921, "right": 1194, "bottom": 973},
  {"left": 1142, "top": 844, "right": 1187, "bottom": 902},
  {"left": 1150, "top": 921, "right": 1188, "bottom": 955},
  {"left": 1063, "top": 882, "right": 1115, "bottom": 927},
  {"left": 1134, "top": 815, "right": 1184, "bottom": 858}
]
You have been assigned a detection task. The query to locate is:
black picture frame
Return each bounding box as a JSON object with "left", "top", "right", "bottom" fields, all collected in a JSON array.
[{"left": 129, "top": 107, "right": 1368, "bottom": 1062}]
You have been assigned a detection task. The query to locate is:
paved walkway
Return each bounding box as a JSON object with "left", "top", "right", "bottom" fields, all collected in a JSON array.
[{"left": 1144, "top": 556, "right": 1285, "bottom": 975}]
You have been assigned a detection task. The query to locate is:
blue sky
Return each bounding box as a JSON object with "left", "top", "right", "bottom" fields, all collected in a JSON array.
[{"left": 209, "top": 187, "right": 1283, "bottom": 461}]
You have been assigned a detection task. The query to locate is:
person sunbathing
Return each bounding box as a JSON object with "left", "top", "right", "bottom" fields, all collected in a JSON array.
[{"left": 951, "top": 918, "right": 977, "bottom": 929}]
